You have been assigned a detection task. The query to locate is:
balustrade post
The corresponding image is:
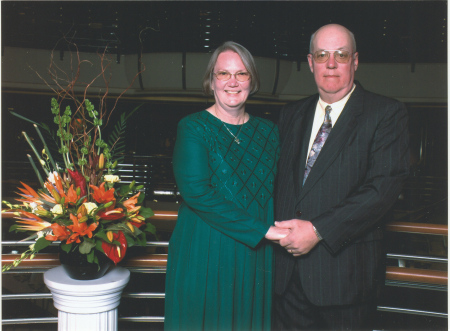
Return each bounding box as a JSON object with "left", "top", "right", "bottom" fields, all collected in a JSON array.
[{"left": 44, "top": 266, "right": 130, "bottom": 331}]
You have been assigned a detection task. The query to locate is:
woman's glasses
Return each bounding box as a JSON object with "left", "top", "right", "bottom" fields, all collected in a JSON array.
[{"left": 214, "top": 71, "right": 251, "bottom": 82}]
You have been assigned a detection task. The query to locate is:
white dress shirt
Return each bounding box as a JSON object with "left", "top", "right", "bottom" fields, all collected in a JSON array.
[{"left": 306, "top": 84, "right": 356, "bottom": 162}]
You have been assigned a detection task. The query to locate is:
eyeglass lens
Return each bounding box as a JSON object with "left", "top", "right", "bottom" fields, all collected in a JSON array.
[
  {"left": 313, "top": 50, "right": 351, "bottom": 63},
  {"left": 215, "top": 71, "right": 251, "bottom": 82}
]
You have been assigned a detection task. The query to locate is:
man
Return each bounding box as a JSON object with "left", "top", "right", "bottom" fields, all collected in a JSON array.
[{"left": 272, "top": 24, "right": 410, "bottom": 330}]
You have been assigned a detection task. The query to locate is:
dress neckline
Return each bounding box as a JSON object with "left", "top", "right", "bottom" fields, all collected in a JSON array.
[{"left": 203, "top": 109, "right": 252, "bottom": 127}]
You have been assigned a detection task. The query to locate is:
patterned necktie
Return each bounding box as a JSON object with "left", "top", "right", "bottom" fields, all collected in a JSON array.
[{"left": 303, "top": 105, "right": 332, "bottom": 185}]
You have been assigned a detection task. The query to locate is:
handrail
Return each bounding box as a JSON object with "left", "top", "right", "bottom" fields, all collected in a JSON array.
[
  {"left": 1, "top": 253, "right": 167, "bottom": 269},
  {"left": 1, "top": 210, "right": 179, "bottom": 221},
  {"left": 386, "top": 222, "right": 447, "bottom": 236},
  {"left": 2, "top": 210, "right": 448, "bottom": 236},
  {"left": 150, "top": 211, "right": 178, "bottom": 221},
  {"left": 2, "top": 253, "right": 447, "bottom": 288},
  {"left": 377, "top": 306, "right": 448, "bottom": 318},
  {"left": 386, "top": 253, "right": 447, "bottom": 264},
  {"left": 2, "top": 316, "right": 167, "bottom": 325},
  {"left": 385, "top": 266, "right": 447, "bottom": 285},
  {"left": 2, "top": 210, "right": 447, "bottom": 287},
  {"left": 1, "top": 241, "right": 168, "bottom": 247}
]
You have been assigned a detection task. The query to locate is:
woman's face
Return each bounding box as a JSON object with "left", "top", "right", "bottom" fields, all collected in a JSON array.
[{"left": 211, "top": 50, "right": 251, "bottom": 113}]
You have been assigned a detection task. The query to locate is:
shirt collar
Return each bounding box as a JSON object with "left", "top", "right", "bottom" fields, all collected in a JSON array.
[{"left": 318, "top": 84, "right": 356, "bottom": 124}]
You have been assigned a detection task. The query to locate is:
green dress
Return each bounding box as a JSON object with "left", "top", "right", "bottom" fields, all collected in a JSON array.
[{"left": 165, "top": 110, "right": 279, "bottom": 331}]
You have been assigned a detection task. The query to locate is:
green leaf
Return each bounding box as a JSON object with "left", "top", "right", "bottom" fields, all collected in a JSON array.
[
  {"left": 124, "top": 104, "right": 143, "bottom": 121},
  {"left": 119, "top": 185, "right": 131, "bottom": 196},
  {"left": 139, "top": 207, "right": 154, "bottom": 218},
  {"left": 79, "top": 238, "right": 96, "bottom": 254},
  {"left": 135, "top": 232, "right": 147, "bottom": 246},
  {"left": 105, "top": 104, "right": 142, "bottom": 166},
  {"left": 76, "top": 195, "right": 88, "bottom": 205},
  {"left": 34, "top": 237, "right": 51, "bottom": 252},
  {"left": 9, "top": 111, "right": 40, "bottom": 126},
  {"left": 131, "top": 226, "right": 143, "bottom": 237},
  {"left": 60, "top": 242, "right": 73, "bottom": 253},
  {"left": 93, "top": 229, "right": 106, "bottom": 239},
  {"left": 105, "top": 223, "right": 129, "bottom": 232},
  {"left": 95, "top": 240, "right": 105, "bottom": 252},
  {"left": 123, "top": 232, "right": 136, "bottom": 247},
  {"left": 144, "top": 222, "right": 156, "bottom": 235},
  {"left": 9, "top": 224, "right": 21, "bottom": 232},
  {"left": 137, "top": 192, "right": 146, "bottom": 204},
  {"left": 87, "top": 249, "right": 95, "bottom": 263},
  {"left": 40, "top": 123, "right": 51, "bottom": 132}
]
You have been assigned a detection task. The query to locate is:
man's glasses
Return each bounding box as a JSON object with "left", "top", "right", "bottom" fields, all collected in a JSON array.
[
  {"left": 311, "top": 50, "right": 353, "bottom": 63},
  {"left": 214, "top": 71, "right": 251, "bottom": 82}
]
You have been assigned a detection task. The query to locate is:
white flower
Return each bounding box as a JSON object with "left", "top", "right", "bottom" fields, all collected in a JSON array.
[
  {"left": 26, "top": 202, "right": 39, "bottom": 213},
  {"left": 51, "top": 204, "right": 63, "bottom": 215},
  {"left": 104, "top": 175, "right": 120, "bottom": 183},
  {"left": 47, "top": 171, "right": 59, "bottom": 185},
  {"left": 83, "top": 202, "right": 98, "bottom": 215}
]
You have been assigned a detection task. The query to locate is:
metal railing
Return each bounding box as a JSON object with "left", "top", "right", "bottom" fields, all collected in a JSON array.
[{"left": 2, "top": 211, "right": 448, "bottom": 327}]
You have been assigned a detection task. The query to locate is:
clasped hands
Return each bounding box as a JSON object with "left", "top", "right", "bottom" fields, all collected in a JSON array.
[{"left": 265, "top": 219, "right": 320, "bottom": 257}]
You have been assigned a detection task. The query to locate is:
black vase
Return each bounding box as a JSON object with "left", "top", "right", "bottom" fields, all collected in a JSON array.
[{"left": 59, "top": 246, "right": 112, "bottom": 280}]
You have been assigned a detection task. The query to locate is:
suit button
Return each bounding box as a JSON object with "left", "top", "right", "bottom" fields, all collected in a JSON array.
[{"left": 296, "top": 211, "right": 302, "bottom": 218}]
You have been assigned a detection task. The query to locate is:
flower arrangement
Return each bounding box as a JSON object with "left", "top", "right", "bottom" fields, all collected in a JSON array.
[{"left": 2, "top": 44, "right": 154, "bottom": 272}]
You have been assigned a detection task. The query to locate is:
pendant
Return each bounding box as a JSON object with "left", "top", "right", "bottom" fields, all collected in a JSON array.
[{"left": 235, "top": 138, "right": 240, "bottom": 144}]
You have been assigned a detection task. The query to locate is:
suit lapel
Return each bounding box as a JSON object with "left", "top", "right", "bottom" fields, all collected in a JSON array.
[
  {"left": 292, "top": 97, "right": 317, "bottom": 197},
  {"left": 299, "top": 86, "right": 365, "bottom": 201}
]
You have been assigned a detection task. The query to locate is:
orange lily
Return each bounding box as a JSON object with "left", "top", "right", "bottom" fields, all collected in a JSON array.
[
  {"left": 89, "top": 183, "right": 115, "bottom": 205},
  {"left": 45, "top": 223, "right": 71, "bottom": 241},
  {"left": 65, "top": 185, "right": 80, "bottom": 205},
  {"left": 44, "top": 178, "right": 79, "bottom": 206},
  {"left": 123, "top": 192, "right": 144, "bottom": 227},
  {"left": 123, "top": 192, "right": 140, "bottom": 210},
  {"left": 66, "top": 213, "right": 98, "bottom": 244}
]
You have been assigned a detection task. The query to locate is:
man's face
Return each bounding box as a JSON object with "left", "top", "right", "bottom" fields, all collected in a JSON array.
[{"left": 307, "top": 25, "right": 358, "bottom": 104}]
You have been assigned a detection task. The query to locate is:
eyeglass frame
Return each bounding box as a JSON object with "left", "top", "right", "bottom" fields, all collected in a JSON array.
[
  {"left": 309, "top": 49, "right": 356, "bottom": 64},
  {"left": 213, "top": 70, "right": 252, "bottom": 82}
]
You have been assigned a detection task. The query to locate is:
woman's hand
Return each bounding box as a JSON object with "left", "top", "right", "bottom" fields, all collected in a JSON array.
[{"left": 265, "top": 225, "right": 290, "bottom": 243}]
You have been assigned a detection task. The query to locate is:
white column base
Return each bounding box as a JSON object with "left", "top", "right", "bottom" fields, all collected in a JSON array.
[{"left": 44, "top": 266, "right": 130, "bottom": 331}]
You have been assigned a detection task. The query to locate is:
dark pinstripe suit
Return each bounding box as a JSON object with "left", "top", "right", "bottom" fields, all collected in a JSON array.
[{"left": 273, "top": 84, "right": 410, "bottom": 327}]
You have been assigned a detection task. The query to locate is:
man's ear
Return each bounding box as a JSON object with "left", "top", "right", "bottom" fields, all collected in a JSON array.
[
  {"left": 307, "top": 54, "right": 314, "bottom": 73},
  {"left": 353, "top": 52, "right": 359, "bottom": 71}
]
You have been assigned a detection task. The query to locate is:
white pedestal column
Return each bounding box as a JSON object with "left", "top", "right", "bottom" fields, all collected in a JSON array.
[{"left": 44, "top": 266, "right": 130, "bottom": 331}]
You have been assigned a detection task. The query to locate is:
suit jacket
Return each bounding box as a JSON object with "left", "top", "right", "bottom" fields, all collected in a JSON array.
[{"left": 274, "top": 83, "right": 410, "bottom": 306}]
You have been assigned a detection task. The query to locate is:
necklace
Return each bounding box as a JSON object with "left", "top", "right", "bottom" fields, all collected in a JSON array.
[
  {"left": 215, "top": 107, "right": 245, "bottom": 144},
  {"left": 223, "top": 122, "right": 244, "bottom": 144}
]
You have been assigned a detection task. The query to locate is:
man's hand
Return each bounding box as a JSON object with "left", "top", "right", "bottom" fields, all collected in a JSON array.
[
  {"left": 265, "top": 225, "right": 290, "bottom": 243},
  {"left": 275, "top": 219, "right": 320, "bottom": 257}
]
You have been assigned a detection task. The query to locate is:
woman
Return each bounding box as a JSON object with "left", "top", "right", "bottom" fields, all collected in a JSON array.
[{"left": 164, "top": 41, "right": 287, "bottom": 331}]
